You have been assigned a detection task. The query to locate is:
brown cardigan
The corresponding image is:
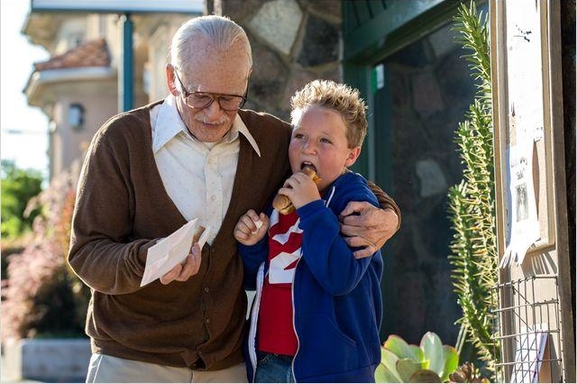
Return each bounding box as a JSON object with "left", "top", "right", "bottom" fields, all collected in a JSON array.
[{"left": 68, "top": 101, "right": 400, "bottom": 370}]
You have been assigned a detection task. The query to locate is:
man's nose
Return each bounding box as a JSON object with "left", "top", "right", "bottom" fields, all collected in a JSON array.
[{"left": 203, "top": 99, "right": 225, "bottom": 119}]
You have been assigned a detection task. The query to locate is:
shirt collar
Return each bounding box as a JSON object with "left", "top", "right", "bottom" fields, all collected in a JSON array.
[
  {"left": 152, "top": 95, "right": 187, "bottom": 153},
  {"left": 233, "top": 114, "right": 261, "bottom": 157},
  {"left": 152, "top": 95, "right": 261, "bottom": 157}
]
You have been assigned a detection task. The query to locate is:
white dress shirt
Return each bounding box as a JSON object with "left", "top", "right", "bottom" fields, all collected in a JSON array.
[{"left": 150, "top": 95, "right": 261, "bottom": 243}]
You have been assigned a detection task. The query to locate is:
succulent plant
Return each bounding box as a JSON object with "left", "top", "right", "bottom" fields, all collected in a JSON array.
[
  {"left": 375, "top": 332, "right": 459, "bottom": 383},
  {"left": 449, "top": 362, "right": 490, "bottom": 383}
]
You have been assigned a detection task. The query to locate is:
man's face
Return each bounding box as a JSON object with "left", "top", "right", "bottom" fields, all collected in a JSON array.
[{"left": 173, "top": 38, "right": 251, "bottom": 143}]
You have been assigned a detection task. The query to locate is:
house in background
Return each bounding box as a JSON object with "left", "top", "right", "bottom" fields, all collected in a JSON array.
[
  {"left": 23, "top": 9, "right": 195, "bottom": 180},
  {"left": 21, "top": 1, "right": 575, "bottom": 381}
]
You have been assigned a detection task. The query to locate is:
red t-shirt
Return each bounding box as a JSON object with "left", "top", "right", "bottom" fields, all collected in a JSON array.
[{"left": 257, "top": 209, "right": 302, "bottom": 356}]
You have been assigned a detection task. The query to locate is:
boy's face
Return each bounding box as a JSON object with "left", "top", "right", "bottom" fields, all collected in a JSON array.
[{"left": 289, "top": 105, "right": 361, "bottom": 191}]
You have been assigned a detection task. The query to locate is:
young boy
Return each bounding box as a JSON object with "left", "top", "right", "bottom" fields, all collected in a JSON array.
[{"left": 234, "top": 80, "right": 383, "bottom": 383}]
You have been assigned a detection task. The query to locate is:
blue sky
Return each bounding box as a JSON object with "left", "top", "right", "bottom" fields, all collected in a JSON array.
[{"left": 1, "top": 1, "right": 50, "bottom": 177}]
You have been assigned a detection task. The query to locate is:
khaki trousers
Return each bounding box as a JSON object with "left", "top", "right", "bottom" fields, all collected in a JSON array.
[{"left": 86, "top": 353, "right": 248, "bottom": 383}]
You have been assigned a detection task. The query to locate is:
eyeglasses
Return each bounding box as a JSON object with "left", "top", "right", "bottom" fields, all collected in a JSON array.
[{"left": 173, "top": 69, "right": 248, "bottom": 112}]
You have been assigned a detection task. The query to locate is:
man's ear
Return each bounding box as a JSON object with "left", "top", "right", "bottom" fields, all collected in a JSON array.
[
  {"left": 345, "top": 146, "right": 362, "bottom": 167},
  {"left": 166, "top": 64, "right": 179, "bottom": 96}
]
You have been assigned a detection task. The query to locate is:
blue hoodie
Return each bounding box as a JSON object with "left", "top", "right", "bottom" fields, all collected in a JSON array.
[{"left": 239, "top": 171, "right": 383, "bottom": 383}]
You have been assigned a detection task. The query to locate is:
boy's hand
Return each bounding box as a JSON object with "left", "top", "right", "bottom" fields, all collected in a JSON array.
[
  {"left": 278, "top": 172, "right": 321, "bottom": 210},
  {"left": 160, "top": 243, "right": 202, "bottom": 284},
  {"left": 339, "top": 202, "right": 399, "bottom": 259},
  {"left": 234, "top": 209, "right": 269, "bottom": 245}
]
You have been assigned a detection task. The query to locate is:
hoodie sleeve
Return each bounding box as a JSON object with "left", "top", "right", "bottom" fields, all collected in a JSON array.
[
  {"left": 296, "top": 177, "right": 380, "bottom": 296},
  {"left": 238, "top": 237, "right": 268, "bottom": 290}
]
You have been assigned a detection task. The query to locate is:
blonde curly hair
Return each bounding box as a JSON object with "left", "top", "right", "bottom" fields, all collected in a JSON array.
[{"left": 290, "top": 79, "right": 368, "bottom": 148}]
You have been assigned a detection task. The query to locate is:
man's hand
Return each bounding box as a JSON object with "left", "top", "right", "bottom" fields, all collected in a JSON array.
[
  {"left": 160, "top": 243, "right": 202, "bottom": 284},
  {"left": 339, "top": 202, "right": 399, "bottom": 259}
]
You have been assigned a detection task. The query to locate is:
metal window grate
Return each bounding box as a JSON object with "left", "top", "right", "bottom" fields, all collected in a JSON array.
[{"left": 492, "top": 275, "right": 564, "bottom": 382}]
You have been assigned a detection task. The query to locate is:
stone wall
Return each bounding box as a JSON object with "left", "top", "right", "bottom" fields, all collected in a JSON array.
[
  {"left": 3, "top": 338, "right": 91, "bottom": 382},
  {"left": 380, "top": 20, "right": 474, "bottom": 345},
  {"left": 214, "top": 0, "right": 342, "bottom": 121}
]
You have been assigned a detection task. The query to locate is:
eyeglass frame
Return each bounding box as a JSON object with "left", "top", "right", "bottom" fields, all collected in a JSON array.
[{"left": 173, "top": 68, "right": 248, "bottom": 111}]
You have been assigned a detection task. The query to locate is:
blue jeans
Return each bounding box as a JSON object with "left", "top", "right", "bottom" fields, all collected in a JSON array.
[{"left": 255, "top": 352, "right": 295, "bottom": 383}]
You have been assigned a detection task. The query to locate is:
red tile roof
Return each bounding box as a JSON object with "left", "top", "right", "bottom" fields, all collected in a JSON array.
[{"left": 34, "top": 38, "right": 111, "bottom": 71}]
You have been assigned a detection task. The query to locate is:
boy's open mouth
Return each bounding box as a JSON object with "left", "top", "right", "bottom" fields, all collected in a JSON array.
[{"left": 301, "top": 162, "right": 317, "bottom": 173}]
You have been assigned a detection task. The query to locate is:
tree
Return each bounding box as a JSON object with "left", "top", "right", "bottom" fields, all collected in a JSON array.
[
  {"left": 1, "top": 162, "right": 89, "bottom": 340},
  {"left": 1, "top": 161, "right": 43, "bottom": 239}
]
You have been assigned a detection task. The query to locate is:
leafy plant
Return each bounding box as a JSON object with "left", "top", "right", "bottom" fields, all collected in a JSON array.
[
  {"left": 1, "top": 163, "right": 89, "bottom": 340},
  {"left": 447, "top": 1, "right": 498, "bottom": 378},
  {"left": 1, "top": 162, "right": 43, "bottom": 239},
  {"left": 375, "top": 332, "right": 459, "bottom": 383}
]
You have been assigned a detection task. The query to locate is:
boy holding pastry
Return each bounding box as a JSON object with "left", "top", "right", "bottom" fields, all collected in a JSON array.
[{"left": 234, "top": 79, "right": 384, "bottom": 383}]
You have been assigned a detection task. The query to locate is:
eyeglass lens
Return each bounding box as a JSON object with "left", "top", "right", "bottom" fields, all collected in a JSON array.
[{"left": 186, "top": 93, "right": 245, "bottom": 111}]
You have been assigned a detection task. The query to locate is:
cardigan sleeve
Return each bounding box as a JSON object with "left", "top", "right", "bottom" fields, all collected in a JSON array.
[
  {"left": 67, "top": 118, "right": 156, "bottom": 295},
  {"left": 367, "top": 180, "right": 402, "bottom": 230}
]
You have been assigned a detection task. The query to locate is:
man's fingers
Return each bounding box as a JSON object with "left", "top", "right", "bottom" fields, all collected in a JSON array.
[
  {"left": 340, "top": 214, "right": 365, "bottom": 227},
  {"left": 340, "top": 202, "right": 377, "bottom": 228},
  {"left": 339, "top": 202, "right": 399, "bottom": 259},
  {"left": 343, "top": 233, "right": 379, "bottom": 259},
  {"left": 339, "top": 201, "right": 366, "bottom": 217},
  {"left": 159, "top": 245, "right": 202, "bottom": 284},
  {"left": 178, "top": 254, "right": 198, "bottom": 281},
  {"left": 343, "top": 234, "right": 363, "bottom": 248},
  {"left": 340, "top": 222, "right": 357, "bottom": 237},
  {"left": 344, "top": 234, "right": 379, "bottom": 249},
  {"left": 344, "top": 233, "right": 387, "bottom": 259},
  {"left": 354, "top": 246, "right": 377, "bottom": 259},
  {"left": 179, "top": 245, "right": 202, "bottom": 279},
  {"left": 160, "top": 265, "right": 181, "bottom": 285}
]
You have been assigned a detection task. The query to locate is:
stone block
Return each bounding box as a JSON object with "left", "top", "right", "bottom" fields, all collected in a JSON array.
[
  {"left": 248, "top": 0, "right": 302, "bottom": 55},
  {"left": 2, "top": 338, "right": 90, "bottom": 382},
  {"left": 297, "top": 15, "right": 339, "bottom": 67}
]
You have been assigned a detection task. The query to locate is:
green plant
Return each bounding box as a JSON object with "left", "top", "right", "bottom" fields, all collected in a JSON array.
[
  {"left": 1, "top": 162, "right": 43, "bottom": 239},
  {"left": 375, "top": 332, "right": 459, "bottom": 383},
  {"left": 449, "top": 362, "right": 490, "bottom": 383},
  {"left": 1, "top": 164, "right": 89, "bottom": 340},
  {"left": 447, "top": 1, "right": 498, "bottom": 378}
]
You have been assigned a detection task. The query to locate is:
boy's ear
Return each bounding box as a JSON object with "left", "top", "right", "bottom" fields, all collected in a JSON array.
[{"left": 344, "top": 146, "right": 362, "bottom": 167}]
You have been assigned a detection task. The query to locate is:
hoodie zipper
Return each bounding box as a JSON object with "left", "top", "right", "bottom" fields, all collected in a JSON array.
[
  {"left": 290, "top": 253, "right": 302, "bottom": 383},
  {"left": 249, "top": 262, "right": 266, "bottom": 382}
]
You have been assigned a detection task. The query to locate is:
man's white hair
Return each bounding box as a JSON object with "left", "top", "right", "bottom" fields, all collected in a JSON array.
[{"left": 169, "top": 15, "right": 252, "bottom": 71}]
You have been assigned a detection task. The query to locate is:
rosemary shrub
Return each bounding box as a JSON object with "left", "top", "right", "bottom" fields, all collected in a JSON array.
[{"left": 448, "top": 1, "right": 499, "bottom": 378}]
